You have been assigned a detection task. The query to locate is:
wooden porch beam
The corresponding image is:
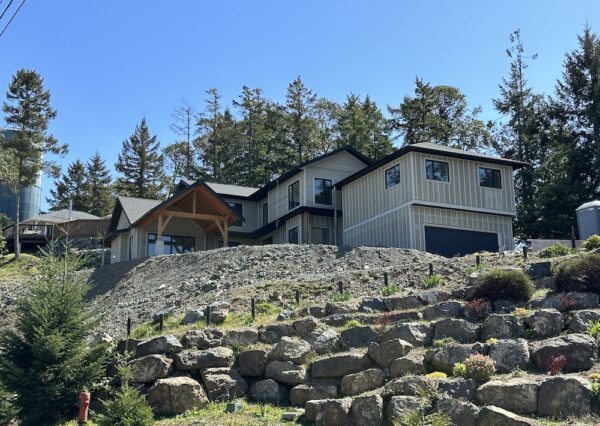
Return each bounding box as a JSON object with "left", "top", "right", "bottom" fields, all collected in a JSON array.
[{"left": 163, "top": 210, "right": 228, "bottom": 222}]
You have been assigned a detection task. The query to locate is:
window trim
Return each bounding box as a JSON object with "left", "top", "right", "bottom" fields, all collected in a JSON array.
[
  {"left": 384, "top": 163, "right": 401, "bottom": 190},
  {"left": 227, "top": 201, "right": 244, "bottom": 227},
  {"left": 478, "top": 167, "right": 502, "bottom": 189},
  {"left": 288, "top": 180, "right": 300, "bottom": 211},
  {"left": 262, "top": 202, "right": 269, "bottom": 226},
  {"left": 147, "top": 232, "right": 196, "bottom": 256},
  {"left": 313, "top": 177, "right": 333, "bottom": 206},
  {"left": 425, "top": 159, "right": 451, "bottom": 183},
  {"left": 288, "top": 226, "right": 299, "bottom": 244}
]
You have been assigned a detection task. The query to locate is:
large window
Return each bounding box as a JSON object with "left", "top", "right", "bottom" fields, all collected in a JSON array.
[
  {"left": 147, "top": 233, "right": 195, "bottom": 256},
  {"left": 425, "top": 160, "right": 450, "bottom": 182},
  {"left": 228, "top": 202, "right": 243, "bottom": 227},
  {"left": 288, "top": 180, "right": 300, "bottom": 210},
  {"left": 262, "top": 202, "right": 269, "bottom": 226},
  {"left": 314, "top": 178, "right": 332, "bottom": 205},
  {"left": 288, "top": 226, "right": 299, "bottom": 244},
  {"left": 479, "top": 167, "right": 502, "bottom": 189},
  {"left": 311, "top": 226, "right": 330, "bottom": 244},
  {"left": 385, "top": 164, "right": 401, "bottom": 189}
]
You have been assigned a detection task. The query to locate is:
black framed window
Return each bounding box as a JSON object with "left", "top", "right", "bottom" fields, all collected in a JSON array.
[
  {"left": 288, "top": 180, "right": 300, "bottom": 210},
  {"left": 314, "top": 178, "right": 332, "bottom": 205},
  {"left": 148, "top": 233, "right": 195, "bottom": 256},
  {"left": 262, "top": 202, "right": 269, "bottom": 226},
  {"left": 385, "top": 164, "right": 401, "bottom": 189},
  {"left": 479, "top": 167, "right": 502, "bottom": 189},
  {"left": 228, "top": 202, "right": 243, "bottom": 227},
  {"left": 425, "top": 160, "right": 450, "bottom": 182},
  {"left": 288, "top": 226, "right": 299, "bottom": 244}
]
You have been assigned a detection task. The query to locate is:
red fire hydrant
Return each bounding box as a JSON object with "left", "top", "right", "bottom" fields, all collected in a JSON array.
[{"left": 78, "top": 389, "right": 91, "bottom": 424}]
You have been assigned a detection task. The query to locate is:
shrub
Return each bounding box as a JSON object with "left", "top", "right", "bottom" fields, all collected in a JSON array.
[
  {"left": 0, "top": 246, "right": 107, "bottom": 424},
  {"left": 381, "top": 284, "right": 399, "bottom": 296},
  {"left": 421, "top": 275, "right": 444, "bottom": 289},
  {"left": 373, "top": 312, "right": 396, "bottom": 327},
  {"left": 0, "top": 235, "right": 6, "bottom": 259},
  {"left": 547, "top": 355, "right": 567, "bottom": 375},
  {"left": 464, "top": 354, "right": 496, "bottom": 382},
  {"left": 539, "top": 243, "right": 572, "bottom": 258},
  {"left": 344, "top": 319, "right": 362, "bottom": 328},
  {"left": 257, "top": 302, "right": 280, "bottom": 315},
  {"left": 486, "top": 338, "right": 498, "bottom": 344},
  {"left": 425, "top": 371, "right": 448, "bottom": 380},
  {"left": 554, "top": 254, "right": 600, "bottom": 293},
  {"left": 0, "top": 383, "right": 18, "bottom": 425},
  {"left": 332, "top": 291, "right": 352, "bottom": 302},
  {"left": 452, "top": 363, "right": 467, "bottom": 377},
  {"left": 433, "top": 337, "right": 458, "bottom": 348},
  {"left": 465, "top": 298, "right": 490, "bottom": 319},
  {"left": 592, "top": 381, "right": 600, "bottom": 401},
  {"left": 513, "top": 307, "right": 532, "bottom": 317},
  {"left": 400, "top": 386, "right": 449, "bottom": 426},
  {"left": 465, "top": 264, "right": 485, "bottom": 275},
  {"left": 472, "top": 269, "right": 534, "bottom": 302},
  {"left": 589, "top": 372, "right": 600, "bottom": 381},
  {"left": 583, "top": 235, "right": 600, "bottom": 251}
]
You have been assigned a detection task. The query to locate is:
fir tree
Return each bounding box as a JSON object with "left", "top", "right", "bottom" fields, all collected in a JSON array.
[
  {"left": 1, "top": 69, "right": 67, "bottom": 258},
  {"left": 285, "top": 76, "right": 320, "bottom": 164},
  {"left": 0, "top": 246, "right": 107, "bottom": 424},
  {"left": 115, "top": 118, "right": 166, "bottom": 199},
  {"left": 47, "top": 159, "right": 88, "bottom": 211},
  {"left": 86, "top": 152, "right": 113, "bottom": 217},
  {"left": 163, "top": 141, "right": 191, "bottom": 194},
  {"left": 169, "top": 98, "right": 196, "bottom": 178}
]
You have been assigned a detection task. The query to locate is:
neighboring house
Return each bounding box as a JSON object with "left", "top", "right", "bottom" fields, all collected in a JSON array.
[{"left": 106, "top": 143, "right": 525, "bottom": 262}]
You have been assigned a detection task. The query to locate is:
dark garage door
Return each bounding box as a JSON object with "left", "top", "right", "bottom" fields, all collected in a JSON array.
[{"left": 424, "top": 226, "right": 499, "bottom": 257}]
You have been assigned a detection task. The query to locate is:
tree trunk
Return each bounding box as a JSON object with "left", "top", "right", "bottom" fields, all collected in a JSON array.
[{"left": 14, "top": 189, "right": 20, "bottom": 259}]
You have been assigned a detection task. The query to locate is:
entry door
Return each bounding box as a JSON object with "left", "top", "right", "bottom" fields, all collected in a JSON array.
[{"left": 424, "top": 226, "right": 499, "bottom": 257}]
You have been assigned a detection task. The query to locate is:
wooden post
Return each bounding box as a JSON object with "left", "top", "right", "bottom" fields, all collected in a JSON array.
[
  {"left": 295, "top": 290, "right": 300, "bottom": 305},
  {"left": 476, "top": 255, "right": 481, "bottom": 266},
  {"left": 127, "top": 317, "right": 131, "bottom": 338},
  {"left": 223, "top": 221, "right": 228, "bottom": 247},
  {"left": 523, "top": 246, "right": 528, "bottom": 261},
  {"left": 571, "top": 226, "right": 576, "bottom": 249},
  {"left": 338, "top": 282, "right": 343, "bottom": 294},
  {"left": 429, "top": 263, "right": 434, "bottom": 277},
  {"left": 159, "top": 314, "right": 164, "bottom": 332},
  {"left": 206, "top": 305, "right": 211, "bottom": 326},
  {"left": 383, "top": 272, "right": 388, "bottom": 287},
  {"left": 251, "top": 297, "right": 256, "bottom": 319}
]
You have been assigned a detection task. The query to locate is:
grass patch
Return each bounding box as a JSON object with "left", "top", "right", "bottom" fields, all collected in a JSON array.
[
  {"left": 380, "top": 284, "right": 400, "bottom": 296},
  {"left": 341, "top": 319, "right": 362, "bottom": 329},
  {"left": 539, "top": 243, "right": 575, "bottom": 258},
  {"left": 532, "top": 288, "right": 551, "bottom": 298},
  {"left": 332, "top": 292, "right": 352, "bottom": 302},
  {"left": 0, "top": 253, "right": 41, "bottom": 279},
  {"left": 465, "top": 263, "right": 485, "bottom": 275},
  {"left": 420, "top": 274, "right": 444, "bottom": 289},
  {"left": 433, "top": 337, "right": 458, "bottom": 348}
]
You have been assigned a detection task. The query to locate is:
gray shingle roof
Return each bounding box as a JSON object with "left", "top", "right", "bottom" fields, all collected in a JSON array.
[
  {"left": 117, "top": 196, "right": 162, "bottom": 224},
  {"left": 23, "top": 209, "right": 100, "bottom": 224},
  {"left": 205, "top": 182, "right": 259, "bottom": 198}
]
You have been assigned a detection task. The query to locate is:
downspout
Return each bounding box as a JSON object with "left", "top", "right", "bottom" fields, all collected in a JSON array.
[{"left": 333, "top": 185, "right": 337, "bottom": 246}]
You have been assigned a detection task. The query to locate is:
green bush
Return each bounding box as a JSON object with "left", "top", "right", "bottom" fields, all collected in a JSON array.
[
  {"left": 464, "top": 354, "right": 496, "bottom": 382},
  {"left": 472, "top": 269, "right": 534, "bottom": 302},
  {"left": 332, "top": 291, "right": 352, "bottom": 302},
  {"left": 554, "top": 254, "right": 600, "bottom": 293},
  {"left": 0, "top": 383, "right": 18, "bottom": 425},
  {"left": 381, "top": 284, "right": 400, "bottom": 296},
  {"left": 588, "top": 320, "right": 600, "bottom": 339},
  {"left": 421, "top": 275, "right": 444, "bottom": 289},
  {"left": 344, "top": 319, "right": 362, "bottom": 328},
  {"left": 583, "top": 235, "right": 600, "bottom": 251},
  {"left": 452, "top": 363, "right": 467, "bottom": 377},
  {"left": 539, "top": 243, "right": 572, "bottom": 258}
]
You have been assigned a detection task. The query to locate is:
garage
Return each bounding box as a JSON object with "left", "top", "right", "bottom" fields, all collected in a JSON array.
[{"left": 424, "top": 226, "right": 499, "bottom": 257}]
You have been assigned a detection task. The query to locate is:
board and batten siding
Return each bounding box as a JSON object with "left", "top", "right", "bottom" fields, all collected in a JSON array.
[
  {"left": 267, "top": 172, "right": 304, "bottom": 225},
  {"left": 220, "top": 196, "right": 258, "bottom": 233},
  {"left": 343, "top": 206, "right": 412, "bottom": 248},
  {"left": 411, "top": 152, "right": 515, "bottom": 213},
  {"left": 412, "top": 205, "right": 513, "bottom": 252}
]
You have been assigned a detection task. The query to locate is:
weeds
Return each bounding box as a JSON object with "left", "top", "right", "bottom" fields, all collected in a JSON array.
[
  {"left": 332, "top": 292, "right": 352, "bottom": 302},
  {"left": 381, "top": 284, "right": 400, "bottom": 296},
  {"left": 433, "top": 337, "right": 458, "bottom": 348},
  {"left": 421, "top": 274, "right": 444, "bottom": 289},
  {"left": 588, "top": 321, "right": 600, "bottom": 339}
]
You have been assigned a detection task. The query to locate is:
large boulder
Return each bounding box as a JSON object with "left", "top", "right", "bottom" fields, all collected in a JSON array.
[
  {"left": 306, "top": 327, "right": 342, "bottom": 354},
  {"left": 368, "top": 338, "right": 412, "bottom": 368},
  {"left": 269, "top": 336, "right": 312, "bottom": 364},
  {"left": 173, "top": 347, "right": 234, "bottom": 370},
  {"left": 384, "top": 295, "right": 423, "bottom": 311},
  {"left": 304, "top": 398, "right": 354, "bottom": 426},
  {"left": 259, "top": 323, "right": 296, "bottom": 344},
  {"left": 351, "top": 394, "right": 383, "bottom": 426},
  {"left": 249, "top": 379, "right": 288, "bottom": 404},
  {"left": 238, "top": 349, "right": 268, "bottom": 377},
  {"left": 264, "top": 360, "right": 307, "bottom": 385},
  {"left": 433, "top": 318, "right": 479, "bottom": 343},
  {"left": 381, "top": 323, "right": 432, "bottom": 346},
  {"left": 438, "top": 378, "right": 478, "bottom": 401},
  {"left": 476, "top": 406, "right": 540, "bottom": 426},
  {"left": 529, "top": 333, "right": 598, "bottom": 372},
  {"left": 434, "top": 397, "right": 479, "bottom": 426},
  {"left": 135, "top": 335, "right": 183, "bottom": 357},
  {"left": 292, "top": 317, "right": 319, "bottom": 337},
  {"left": 181, "top": 329, "right": 223, "bottom": 349},
  {"left": 523, "top": 309, "right": 564, "bottom": 338},
  {"left": 223, "top": 329, "right": 259, "bottom": 347},
  {"left": 201, "top": 368, "right": 247, "bottom": 402},
  {"left": 360, "top": 296, "right": 387, "bottom": 312},
  {"left": 423, "top": 300, "right": 463, "bottom": 320},
  {"left": 566, "top": 309, "right": 600, "bottom": 332},
  {"left": 529, "top": 291, "right": 599, "bottom": 311},
  {"left": 340, "top": 368, "right": 385, "bottom": 396},
  {"left": 537, "top": 375, "right": 592, "bottom": 417},
  {"left": 429, "top": 344, "right": 478, "bottom": 374},
  {"left": 481, "top": 314, "right": 523, "bottom": 341},
  {"left": 129, "top": 355, "right": 172, "bottom": 383},
  {"left": 390, "top": 352, "right": 426, "bottom": 377},
  {"left": 147, "top": 377, "right": 209, "bottom": 415},
  {"left": 340, "top": 325, "right": 380, "bottom": 348},
  {"left": 289, "top": 383, "right": 338, "bottom": 406},
  {"left": 488, "top": 339, "right": 530, "bottom": 373},
  {"left": 182, "top": 309, "right": 205, "bottom": 325},
  {"left": 476, "top": 379, "right": 539, "bottom": 414},
  {"left": 383, "top": 376, "right": 432, "bottom": 397},
  {"left": 325, "top": 301, "right": 359, "bottom": 315},
  {"left": 419, "top": 289, "right": 452, "bottom": 305},
  {"left": 386, "top": 396, "right": 423, "bottom": 423},
  {"left": 311, "top": 352, "right": 372, "bottom": 378}
]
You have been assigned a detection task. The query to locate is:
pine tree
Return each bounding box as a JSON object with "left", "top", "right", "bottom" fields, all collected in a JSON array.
[
  {"left": 0, "top": 247, "right": 107, "bottom": 424},
  {"left": 86, "top": 152, "right": 113, "bottom": 217},
  {"left": 494, "top": 29, "right": 545, "bottom": 239},
  {"left": 47, "top": 159, "right": 88, "bottom": 212},
  {"left": 1, "top": 69, "right": 67, "bottom": 258},
  {"left": 169, "top": 99, "right": 196, "bottom": 178},
  {"left": 115, "top": 118, "right": 166, "bottom": 199},
  {"left": 285, "top": 76, "right": 320, "bottom": 164}
]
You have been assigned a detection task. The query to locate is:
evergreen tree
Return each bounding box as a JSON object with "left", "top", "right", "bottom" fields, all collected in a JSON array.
[
  {"left": 285, "top": 76, "right": 320, "bottom": 164},
  {"left": 494, "top": 29, "right": 545, "bottom": 239},
  {"left": 0, "top": 247, "right": 107, "bottom": 425},
  {"left": 115, "top": 118, "right": 166, "bottom": 199},
  {"left": 86, "top": 152, "right": 113, "bottom": 217},
  {"left": 314, "top": 98, "right": 340, "bottom": 154},
  {"left": 163, "top": 141, "right": 191, "bottom": 194},
  {"left": 47, "top": 159, "right": 88, "bottom": 211},
  {"left": 1, "top": 69, "right": 67, "bottom": 258},
  {"left": 169, "top": 98, "right": 196, "bottom": 178},
  {"left": 388, "top": 78, "right": 495, "bottom": 151}
]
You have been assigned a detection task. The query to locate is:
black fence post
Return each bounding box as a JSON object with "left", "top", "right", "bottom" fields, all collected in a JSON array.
[
  {"left": 159, "top": 314, "right": 164, "bottom": 332},
  {"left": 476, "top": 255, "right": 481, "bottom": 266},
  {"left": 383, "top": 272, "right": 389, "bottom": 287},
  {"left": 126, "top": 317, "right": 131, "bottom": 338},
  {"left": 338, "top": 282, "right": 343, "bottom": 294},
  {"left": 428, "top": 263, "right": 434, "bottom": 277},
  {"left": 206, "top": 305, "right": 212, "bottom": 326},
  {"left": 295, "top": 290, "right": 300, "bottom": 305},
  {"left": 523, "top": 246, "right": 528, "bottom": 261},
  {"left": 571, "top": 226, "right": 577, "bottom": 249},
  {"left": 251, "top": 297, "right": 256, "bottom": 320}
]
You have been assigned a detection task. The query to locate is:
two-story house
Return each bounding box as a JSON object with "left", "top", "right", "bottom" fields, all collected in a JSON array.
[{"left": 106, "top": 143, "right": 524, "bottom": 262}]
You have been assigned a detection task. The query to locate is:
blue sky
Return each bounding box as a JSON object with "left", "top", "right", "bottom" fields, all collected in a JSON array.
[{"left": 0, "top": 1, "right": 599, "bottom": 210}]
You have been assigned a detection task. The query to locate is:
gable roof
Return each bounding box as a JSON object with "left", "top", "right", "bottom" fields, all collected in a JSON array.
[
  {"left": 117, "top": 196, "right": 163, "bottom": 224},
  {"left": 23, "top": 209, "right": 100, "bottom": 224},
  {"left": 179, "top": 179, "right": 259, "bottom": 199},
  {"left": 336, "top": 142, "right": 527, "bottom": 188}
]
